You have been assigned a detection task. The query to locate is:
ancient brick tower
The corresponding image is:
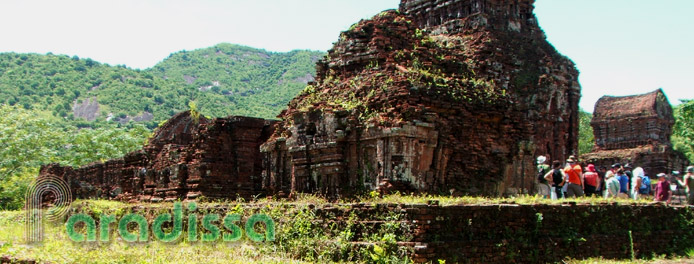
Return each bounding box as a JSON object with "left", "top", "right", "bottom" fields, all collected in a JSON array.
[
  {"left": 261, "top": 0, "right": 580, "bottom": 197},
  {"left": 582, "top": 89, "right": 689, "bottom": 175},
  {"left": 40, "top": 0, "right": 581, "bottom": 200}
]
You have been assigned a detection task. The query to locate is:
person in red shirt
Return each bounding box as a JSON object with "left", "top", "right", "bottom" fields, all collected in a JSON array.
[
  {"left": 653, "top": 173, "right": 672, "bottom": 203},
  {"left": 583, "top": 164, "right": 600, "bottom": 197},
  {"left": 563, "top": 156, "right": 584, "bottom": 197}
]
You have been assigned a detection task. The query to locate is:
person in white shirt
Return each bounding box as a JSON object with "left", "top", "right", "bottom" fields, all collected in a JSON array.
[{"left": 631, "top": 167, "right": 644, "bottom": 200}]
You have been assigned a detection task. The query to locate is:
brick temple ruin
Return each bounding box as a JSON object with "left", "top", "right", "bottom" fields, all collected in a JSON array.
[
  {"left": 40, "top": 0, "right": 583, "bottom": 201},
  {"left": 40, "top": 113, "right": 277, "bottom": 201},
  {"left": 581, "top": 89, "right": 689, "bottom": 175}
]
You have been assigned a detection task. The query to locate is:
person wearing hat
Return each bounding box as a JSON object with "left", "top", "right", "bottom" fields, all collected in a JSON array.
[
  {"left": 583, "top": 164, "right": 600, "bottom": 197},
  {"left": 563, "top": 156, "right": 584, "bottom": 197},
  {"left": 653, "top": 173, "right": 672, "bottom": 203},
  {"left": 536, "top": 156, "right": 551, "bottom": 199},
  {"left": 676, "top": 166, "right": 694, "bottom": 205}
]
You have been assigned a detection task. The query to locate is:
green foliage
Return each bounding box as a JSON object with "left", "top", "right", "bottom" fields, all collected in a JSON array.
[
  {"left": 0, "top": 105, "right": 66, "bottom": 209},
  {"left": 150, "top": 43, "right": 324, "bottom": 119},
  {"left": 0, "top": 44, "right": 324, "bottom": 126},
  {"left": 0, "top": 207, "right": 302, "bottom": 263},
  {"left": 0, "top": 52, "right": 170, "bottom": 128},
  {"left": 357, "top": 193, "right": 651, "bottom": 206},
  {"left": 0, "top": 106, "right": 64, "bottom": 178},
  {"left": 59, "top": 124, "right": 149, "bottom": 166},
  {"left": 578, "top": 108, "right": 595, "bottom": 155},
  {"left": 673, "top": 99, "right": 694, "bottom": 162},
  {"left": 188, "top": 100, "right": 200, "bottom": 123},
  {"left": 0, "top": 105, "right": 150, "bottom": 210},
  {"left": 628, "top": 230, "right": 635, "bottom": 261}
]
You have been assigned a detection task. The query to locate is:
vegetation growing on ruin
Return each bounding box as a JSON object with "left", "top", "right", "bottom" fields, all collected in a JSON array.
[{"left": 288, "top": 11, "right": 511, "bottom": 127}]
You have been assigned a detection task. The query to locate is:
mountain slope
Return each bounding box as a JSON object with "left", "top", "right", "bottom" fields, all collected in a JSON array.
[
  {"left": 150, "top": 43, "right": 323, "bottom": 118},
  {"left": 0, "top": 44, "right": 325, "bottom": 127}
]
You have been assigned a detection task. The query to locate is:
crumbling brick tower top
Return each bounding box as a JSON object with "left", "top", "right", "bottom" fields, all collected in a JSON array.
[
  {"left": 400, "top": 0, "right": 535, "bottom": 29},
  {"left": 591, "top": 89, "right": 673, "bottom": 150}
]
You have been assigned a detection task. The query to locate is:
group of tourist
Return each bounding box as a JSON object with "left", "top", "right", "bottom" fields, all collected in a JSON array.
[{"left": 535, "top": 155, "right": 694, "bottom": 205}]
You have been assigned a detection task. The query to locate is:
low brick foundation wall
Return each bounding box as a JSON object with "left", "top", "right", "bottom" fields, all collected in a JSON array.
[
  {"left": 70, "top": 201, "right": 694, "bottom": 263},
  {"left": 308, "top": 202, "right": 694, "bottom": 263},
  {"left": 401, "top": 203, "right": 693, "bottom": 263}
]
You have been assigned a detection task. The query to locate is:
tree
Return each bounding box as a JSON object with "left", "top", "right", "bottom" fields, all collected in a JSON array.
[
  {"left": 0, "top": 105, "right": 66, "bottom": 209},
  {"left": 61, "top": 125, "right": 149, "bottom": 166},
  {"left": 578, "top": 108, "right": 595, "bottom": 156},
  {"left": 0, "top": 105, "right": 151, "bottom": 209},
  {"left": 673, "top": 99, "right": 694, "bottom": 162},
  {"left": 0, "top": 105, "right": 65, "bottom": 179}
]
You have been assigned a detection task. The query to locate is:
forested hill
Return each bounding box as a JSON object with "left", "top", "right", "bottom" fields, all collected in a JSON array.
[
  {"left": 0, "top": 43, "right": 325, "bottom": 128},
  {"left": 151, "top": 43, "right": 324, "bottom": 120}
]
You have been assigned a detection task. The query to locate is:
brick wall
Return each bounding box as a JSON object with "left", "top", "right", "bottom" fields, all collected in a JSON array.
[
  {"left": 312, "top": 202, "right": 694, "bottom": 263},
  {"left": 39, "top": 112, "right": 277, "bottom": 202},
  {"left": 399, "top": 0, "right": 535, "bottom": 30},
  {"left": 401, "top": 203, "right": 692, "bottom": 263},
  {"left": 69, "top": 201, "right": 694, "bottom": 263}
]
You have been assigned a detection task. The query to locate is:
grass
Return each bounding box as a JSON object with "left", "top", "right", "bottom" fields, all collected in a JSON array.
[
  {"left": 0, "top": 210, "right": 305, "bottom": 264},
  {"left": 62, "top": 193, "right": 663, "bottom": 210},
  {"left": 334, "top": 192, "right": 662, "bottom": 207},
  {"left": 360, "top": 193, "right": 651, "bottom": 206},
  {"left": 0, "top": 196, "right": 411, "bottom": 264}
]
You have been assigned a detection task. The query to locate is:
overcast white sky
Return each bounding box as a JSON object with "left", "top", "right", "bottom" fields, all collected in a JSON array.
[{"left": 0, "top": 0, "right": 691, "bottom": 112}]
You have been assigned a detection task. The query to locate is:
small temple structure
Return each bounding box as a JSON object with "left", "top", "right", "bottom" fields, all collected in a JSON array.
[{"left": 581, "top": 89, "right": 689, "bottom": 175}]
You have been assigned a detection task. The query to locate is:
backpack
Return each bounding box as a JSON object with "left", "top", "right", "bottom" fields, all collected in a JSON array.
[
  {"left": 639, "top": 175, "right": 651, "bottom": 194},
  {"left": 551, "top": 169, "right": 563, "bottom": 186},
  {"left": 537, "top": 165, "right": 548, "bottom": 183}
]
